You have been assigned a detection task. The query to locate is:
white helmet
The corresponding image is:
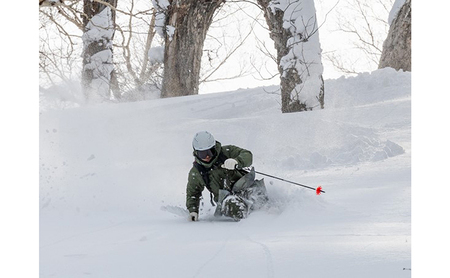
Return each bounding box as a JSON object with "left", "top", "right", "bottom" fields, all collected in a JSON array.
[{"left": 192, "top": 131, "right": 216, "bottom": 151}]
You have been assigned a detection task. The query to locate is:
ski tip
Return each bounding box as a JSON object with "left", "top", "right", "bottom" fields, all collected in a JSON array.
[{"left": 316, "top": 186, "right": 324, "bottom": 195}]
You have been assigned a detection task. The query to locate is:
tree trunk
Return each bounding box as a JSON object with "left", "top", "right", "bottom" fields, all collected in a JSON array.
[
  {"left": 379, "top": 0, "right": 411, "bottom": 71},
  {"left": 257, "top": 0, "right": 324, "bottom": 113},
  {"left": 160, "top": 0, "right": 225, "bottom": 98},
  {"left": 82, "top": 0, "right": 118, "bottom": 103}
]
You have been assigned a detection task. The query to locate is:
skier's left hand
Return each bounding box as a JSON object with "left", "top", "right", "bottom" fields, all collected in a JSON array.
[{"left": 222, "top": 158, "right": 238, "bottom": 170}]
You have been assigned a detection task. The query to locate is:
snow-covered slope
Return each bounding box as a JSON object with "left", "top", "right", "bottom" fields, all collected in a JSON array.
[{"left": 40, "top": 68, "right": 411, "bottom": 277}]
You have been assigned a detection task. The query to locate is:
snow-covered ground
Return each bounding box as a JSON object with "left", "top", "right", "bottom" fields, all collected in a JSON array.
[{"left": 39, "top": 68, "right": 411, "bottom": 277}]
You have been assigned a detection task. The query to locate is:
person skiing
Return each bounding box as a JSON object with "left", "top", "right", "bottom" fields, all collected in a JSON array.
[{"left": 186, "top": 131, "right": 268, "bottom": 221}]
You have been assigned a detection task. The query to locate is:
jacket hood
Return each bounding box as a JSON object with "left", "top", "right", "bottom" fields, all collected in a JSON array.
[{"left": 193, "top": 141, "right": 222, "bottom": 168}]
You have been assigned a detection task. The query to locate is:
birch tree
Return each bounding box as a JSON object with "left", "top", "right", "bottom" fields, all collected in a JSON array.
[{"left": 257, "top": 0, "right": 324, "bottom": 113}]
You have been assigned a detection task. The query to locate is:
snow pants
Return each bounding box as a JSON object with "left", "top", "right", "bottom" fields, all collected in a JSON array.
[{"left": 214, "top": 167, "right": 268, "bottom": 220}]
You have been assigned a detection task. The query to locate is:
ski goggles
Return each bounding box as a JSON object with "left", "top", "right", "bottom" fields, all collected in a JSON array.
[{"left": 196, "top": 147, "right": 216, "bottom": 160}]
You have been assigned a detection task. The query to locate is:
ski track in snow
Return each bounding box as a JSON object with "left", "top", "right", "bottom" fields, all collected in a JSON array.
[
  {"left": 191, "top": 236, "right": 231, "bottom": 278},
  {"left": 243, "top": 234, "right": 275, "bottom": 278}
]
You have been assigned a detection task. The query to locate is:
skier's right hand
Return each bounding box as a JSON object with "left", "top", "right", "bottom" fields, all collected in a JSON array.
[
  {"left": 222, "top": 158, "right": 238, "bottom": 170},
  {"left": 188, "top": 212, "right": 198, "bottom": 222}
]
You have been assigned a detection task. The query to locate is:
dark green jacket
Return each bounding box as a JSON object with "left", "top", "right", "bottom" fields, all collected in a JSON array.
[{"left": 186, "top": 141, "right": 252, "bottom": 213}]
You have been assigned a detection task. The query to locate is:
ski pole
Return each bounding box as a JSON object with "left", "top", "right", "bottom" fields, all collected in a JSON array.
[{"left": 241, "top": 168, "right": 325, "bottom": 195}]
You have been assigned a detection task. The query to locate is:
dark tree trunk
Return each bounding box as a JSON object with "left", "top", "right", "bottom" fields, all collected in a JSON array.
[
  {"left": 257, "top": 0, "right": 324, "bottom": 113},
  {"left": 379, "top": 0, "right": 411, "bottom": 71},
  {"left": 257, "top": 1, "right": 294, "bottom": 112},
  {"left": 160, "top": 0, "right": 225, "bottom": 98}
]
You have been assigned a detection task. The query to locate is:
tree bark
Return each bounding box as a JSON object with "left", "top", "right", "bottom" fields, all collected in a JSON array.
[
  {"left": 257, "top": 1, "right": 293, "bottom": 112},
  {"left": 379, "top": 0, "right": 411, "bottom": 71},
  {"left": 160, "top": 0, "right": 225, "bottom": 98},
  {"left": 257, "top": 0, "right": 324, "bottom": 113}
]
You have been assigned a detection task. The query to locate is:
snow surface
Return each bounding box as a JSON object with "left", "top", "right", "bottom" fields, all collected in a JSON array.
[{"left": 40, "top": 68, "right": 411, "bottom": 277}]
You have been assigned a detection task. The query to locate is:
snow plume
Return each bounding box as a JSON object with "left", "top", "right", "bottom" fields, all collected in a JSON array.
[
  {"left": 270, "top": 0, "right": 324, "bottom": 109},
  {"left": 40, "top": 69, "right": 411, "bottom": 276},
  {"left": 82, "top": 7, "right": 115, "bottom": 103}
]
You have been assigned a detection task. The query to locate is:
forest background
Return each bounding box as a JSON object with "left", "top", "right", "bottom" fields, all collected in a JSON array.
[{"left": 37, "top": 0, "right": 405, "bottom": 108}]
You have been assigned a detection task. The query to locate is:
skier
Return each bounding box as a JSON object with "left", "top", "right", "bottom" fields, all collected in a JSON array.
[{"left": 186, "top": 131, "right": 268, "bottom": 221}]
